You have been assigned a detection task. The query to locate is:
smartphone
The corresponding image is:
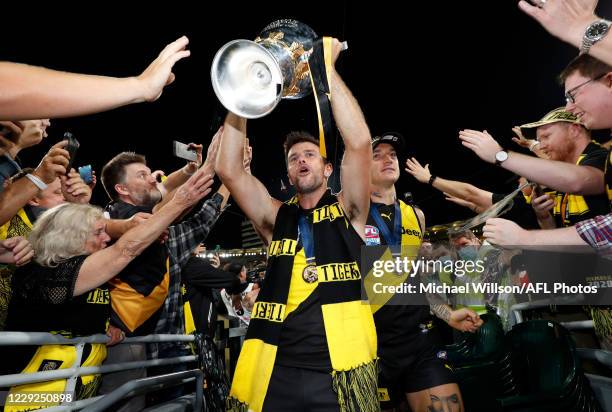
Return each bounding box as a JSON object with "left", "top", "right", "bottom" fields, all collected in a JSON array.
[
  {"left": 63, "top": 132, "right": 80, "bottom": 173},
  {"left": 78, "top": 164, "right": 93, "bottom": 184},
  {"left": 172, "top": 140, "right": 198, "bottom": 162},
  {"left": 533, "top": 184, "right": 544, "bottom": 199}
]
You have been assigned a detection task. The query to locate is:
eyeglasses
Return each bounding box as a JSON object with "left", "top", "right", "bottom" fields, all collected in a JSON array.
[{"left": 565, "top": 73, "right": 606, "bottom": 104}]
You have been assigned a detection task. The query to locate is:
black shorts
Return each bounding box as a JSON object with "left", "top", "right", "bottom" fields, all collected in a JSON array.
[
  {"left": 377, "top": 332, "right": 455, "bottom": 409},
  {"left": 262, "top": 364, "right": 340, "bottom": 412}
]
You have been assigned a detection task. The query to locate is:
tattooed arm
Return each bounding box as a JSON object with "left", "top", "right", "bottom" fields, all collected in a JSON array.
[
  {"left": 430, "top": 303, "right": 452, "bottom": 323},
  {"left": 428, "top": 294, "right": 483, "bottom": 333}
]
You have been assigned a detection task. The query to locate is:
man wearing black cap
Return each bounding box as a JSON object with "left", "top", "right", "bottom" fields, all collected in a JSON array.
[{"left": 367, "top": 132, "right": 482, "bottom": 412}]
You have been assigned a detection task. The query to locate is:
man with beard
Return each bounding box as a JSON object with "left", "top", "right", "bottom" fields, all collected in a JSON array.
[
  {"left": 217, "top": 39, "right": 379, "bottom": 412},
  {"left": 459, "top": 108, "right": 610, "bottom": 229},
  {"left": 479, "top": 1, "right": 612, "bottom": 253},
  {"left": 98, "top": 139, "right": 228, "bottom": 410},
  {"left": 367, "top": 132, "right": 481, "bottom": 412},
  {"left": 463, "top": 55, "right": 612, "bottom": 352}
]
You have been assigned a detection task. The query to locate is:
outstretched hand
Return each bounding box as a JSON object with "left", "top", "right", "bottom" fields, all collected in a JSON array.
[
  {"left": 518, "top": 0, "right": 598, "bottom": 48},
  {"left": 137, "top": 36, "right": 191, "bottom": 102}
]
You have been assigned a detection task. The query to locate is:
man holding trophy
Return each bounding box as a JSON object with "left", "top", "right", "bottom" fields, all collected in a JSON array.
[{"left": 213, "top": 20, "right": 379, "bottom": 412}]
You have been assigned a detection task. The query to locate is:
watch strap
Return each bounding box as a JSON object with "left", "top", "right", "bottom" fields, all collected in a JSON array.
[{"left": 581, "top": 19, "right": 612, "bottom": 55}]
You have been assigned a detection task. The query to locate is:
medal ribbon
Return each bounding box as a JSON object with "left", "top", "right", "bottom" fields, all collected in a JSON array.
[
  {"left": 369, "top": 202, "right": 402, "bottom": 257},
  {"left": 307, "top": 36, "right": 333, "bottom": 159},
  {"left": 298, "top": 212, "right": 316, "bottom": 266},
  {"left": 369, "top": 202, "right": 402, "bottom": 246}
]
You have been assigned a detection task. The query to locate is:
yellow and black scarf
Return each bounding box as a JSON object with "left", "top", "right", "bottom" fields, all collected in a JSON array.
[{"left": 227, "top": 190, "right": 378, "bottom": 412}]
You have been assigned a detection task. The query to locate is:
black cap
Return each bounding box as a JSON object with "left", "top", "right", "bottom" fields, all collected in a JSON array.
[{"left": 372, "top": 131, "right": 405, "bottom": 153}]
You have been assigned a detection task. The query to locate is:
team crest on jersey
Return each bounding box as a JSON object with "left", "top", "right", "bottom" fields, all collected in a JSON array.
[{"left": 365, "top": 225, "right": 381, "bottom": 246}]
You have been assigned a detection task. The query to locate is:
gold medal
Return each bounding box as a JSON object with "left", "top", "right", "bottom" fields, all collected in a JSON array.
[{"left": 302, "top": 263, "right": 318, "bottom": 283}]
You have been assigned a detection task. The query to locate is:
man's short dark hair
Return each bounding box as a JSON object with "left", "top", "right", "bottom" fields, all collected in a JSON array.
[
  {"left": 223, "top": 262, "right": 244, "bottom": 275},
  {"left": 101, "top": 152, "right": 146, "bottom": 200},
  {"left": 283, "top": 131, "right": 328, "bottom": 163},
  {"left": 559, "top": 54, "right": 612, "bottom": 83}
]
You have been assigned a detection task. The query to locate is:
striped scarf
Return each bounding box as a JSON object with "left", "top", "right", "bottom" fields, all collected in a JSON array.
[{"left": 227, "top": 190, "right": 379, "bottom": 412}]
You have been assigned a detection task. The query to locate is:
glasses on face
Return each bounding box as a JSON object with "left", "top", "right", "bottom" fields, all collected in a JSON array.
[{"left": 565, "top": 73, "right": 606, "bottom": 104}]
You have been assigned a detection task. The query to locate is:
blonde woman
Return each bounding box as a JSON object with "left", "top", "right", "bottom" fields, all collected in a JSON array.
[{"left": 1, "top": 168, "right": 213, "bottom": 410}]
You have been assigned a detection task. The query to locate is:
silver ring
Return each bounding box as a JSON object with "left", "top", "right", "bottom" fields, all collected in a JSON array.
[{"left": 539, "top": 0, "right": 546, "bottom": 7}]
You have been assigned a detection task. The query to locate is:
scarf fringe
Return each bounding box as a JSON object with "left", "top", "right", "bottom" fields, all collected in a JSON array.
[
  {"left": 226, "top": 396, "right": 249, "bottom": 412},
  {"left": 590, "top": 306, "right": 612, "bottom": 339},
  {"left": 332, "top": 359, "right": 380, "bottom": 412},
  {"left": 226, "top": 360, "right": 380, "bottom": 412}
]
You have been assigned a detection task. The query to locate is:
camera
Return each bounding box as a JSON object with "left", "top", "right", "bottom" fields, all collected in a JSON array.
[
  {"left": 246, "top": 267, "right": 265, "bottom": 285},
  {"left": 63, "top": 132, "right": 80, "bottom": 173},
  {"left": 173, "top": 140, "right": 198, "bottom": 162}
]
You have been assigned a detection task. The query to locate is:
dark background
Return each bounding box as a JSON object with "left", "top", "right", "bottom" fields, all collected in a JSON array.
[{"left": 5, "top": 2, "right": 612, "bottom": 248}]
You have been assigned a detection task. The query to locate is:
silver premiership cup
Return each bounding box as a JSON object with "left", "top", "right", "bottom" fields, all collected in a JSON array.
[{"left": 210, "top": 19, "right": 318, "bottom": 119}]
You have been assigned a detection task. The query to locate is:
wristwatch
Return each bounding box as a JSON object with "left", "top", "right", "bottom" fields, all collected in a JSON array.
[
  {"left": 581, "top": 19, "right": 612, "bottom": 55},
  {"left": 495, "top": 150, "right": 508, "bottom": 166}
]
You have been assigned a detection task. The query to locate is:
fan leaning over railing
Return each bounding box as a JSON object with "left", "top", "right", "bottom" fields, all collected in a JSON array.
[{"left": 0, "top": 169, "right": 213, "bottom": 411}]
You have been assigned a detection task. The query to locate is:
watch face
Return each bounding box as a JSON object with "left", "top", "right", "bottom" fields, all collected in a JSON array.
[
  {"left": 496, "top": 151, "right": 508, "bottom": 162},
  {"left": 587, "top": 22, "right": 610, "bottom": 39}
]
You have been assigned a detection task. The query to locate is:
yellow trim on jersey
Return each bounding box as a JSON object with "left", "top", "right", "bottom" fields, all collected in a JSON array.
[
  {"left": 0, "top": 208, "right": 33, "bottom": 240},
  {"left": 6, "top": 343, "right": 106, "bottom": 411},
  {"left": 399, "top": 201, "right": 423, "bottom": 246},
  {"left": 184, "top": 300, "right": 196, "bottom": 335},
  {"left": 109, "top": 259, "right": 170, "bottom": 333},
  {"left": 554, "top": 152, "right": 595, "bottom": 226}
]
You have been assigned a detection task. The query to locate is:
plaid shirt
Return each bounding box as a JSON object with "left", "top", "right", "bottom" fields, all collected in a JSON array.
[
  {"left": 576, "top": 213, "right": 612, "bottom": 259},
  {"left": 148, "top": 193, "right": 223, "bottom": 359}
]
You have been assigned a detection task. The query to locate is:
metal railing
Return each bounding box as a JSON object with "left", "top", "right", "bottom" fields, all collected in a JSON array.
[
  {"left": 510, "top": 294, "right": 587, "bottom": 324},
  {"left": 509, "top": 297, "right": 612, "bottom": 368},
  {"left": 0, "top": 332, "right": 201, "bottom": 411},
  {"left": 578, "top": 348, "right": 612, "bottom": 369}
]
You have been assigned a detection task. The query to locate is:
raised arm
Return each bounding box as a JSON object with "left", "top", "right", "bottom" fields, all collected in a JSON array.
[
  {"left": 0, "top": 37, "right": 189, "bottom": 120},
  {"left": 518, "top": 0, "right": 612, "bottom": 67},
  {"left": 329, "top": 41, "right": 372, "bottom": 229},
  {"left": 215, "top": 113, "right": 281, "bottom": 243},
  {"left": 0, "top": 141, "right": 69, "bottom": 225},
  {"left": 158, "top": 143, "right": 203, "bottom": 197},
  {"left": 405, "top": 157, "right": 494, "bottom": 211},
  {"left": 483, "top": 217, "right": 588, "bottom": 247},
  {"left": 74, "top": 168, "right": 213, "bottom": 295},
  {"left": 459, "top": 129, "right": 604, "bottom": 195},
  {"left": 153, "top": 129, "right": 220, "bottom": 214},
  {"left": 104, "top": 213, "right": 153, "bottom": 239},
  {"left": 511, "top": 126, "right": 549, "bottom": 160}
]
